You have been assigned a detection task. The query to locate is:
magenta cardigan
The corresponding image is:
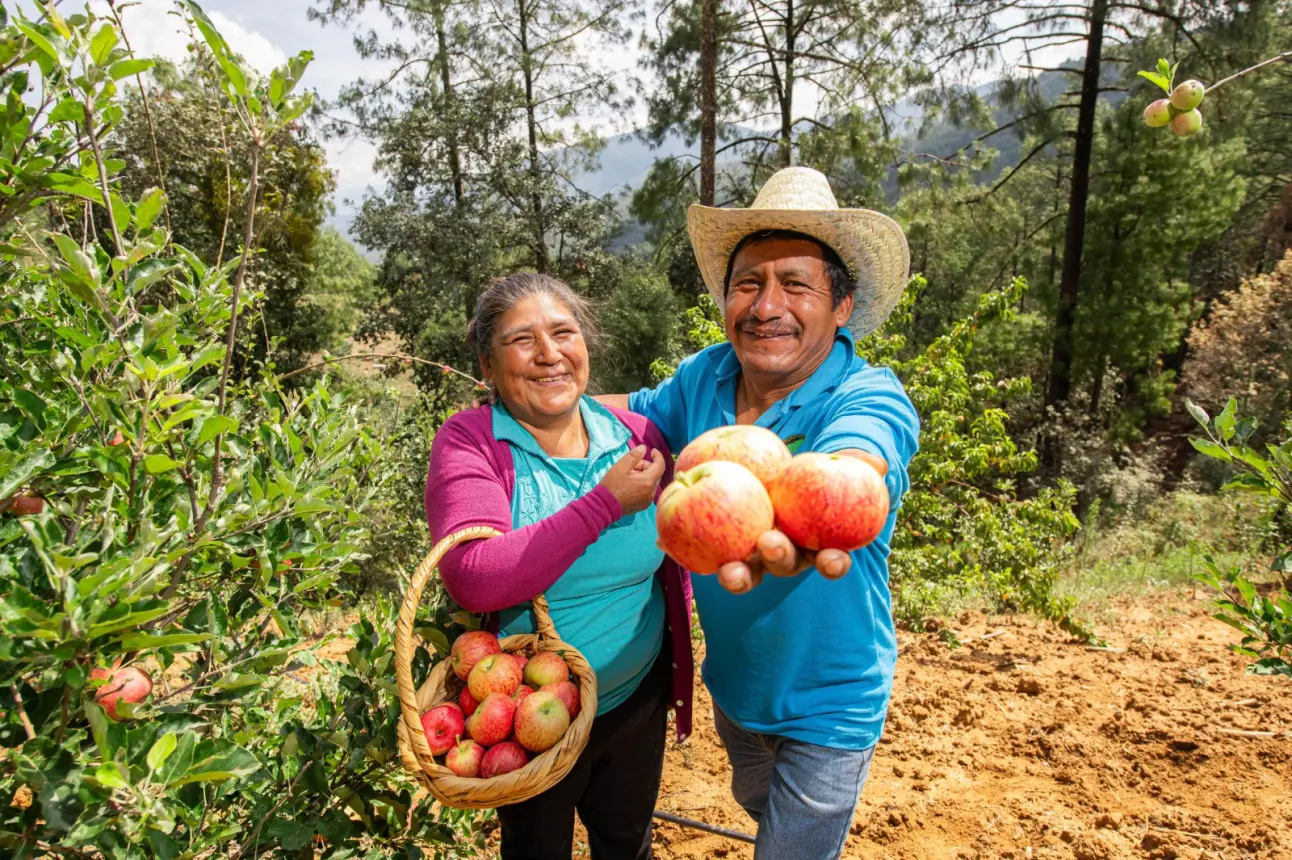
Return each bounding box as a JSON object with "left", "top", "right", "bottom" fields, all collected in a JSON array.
[{"left": 425, "top": 403, "right": 694, "bottom": 741}]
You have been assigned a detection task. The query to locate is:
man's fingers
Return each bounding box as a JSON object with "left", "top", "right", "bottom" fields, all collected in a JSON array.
[
  {"left": 815, "top": 548, "right": 852, "bottom": 579},
  {"left": 757, "top": 529, "right": 801, "bottom": 577},
  {"left": 717, "top": 561, "right": 755, "bottom": 594}
]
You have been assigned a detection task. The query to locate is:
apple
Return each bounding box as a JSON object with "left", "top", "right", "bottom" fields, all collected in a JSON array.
[
  {"left": 511, "top": 652, "right": 529, "bottom": 674},
  {"left": 466, "top": 693, "right": 515, "bottom": 746},
  {"left": 541, "top": 680, "right": 580, "bottom": 722},
  {"left": 512, "top": 684, "right": 535, "bottom": 701},
  {"left": 445, "top": 738, "right": 486, "bottom": 778},
  {"left": 468, "top": 652, "right": 523, "bottom": 700},
  {"left": 656, "top": 461, "right": 774, "bottom": 574},
  {"left": 90, "top": 665, "right": 152, "bottom": 721},
  {"left": 523, "top": 652, "right": 570, "bottom": 689},
  {"left": 1169, "top": 79, "right": 1205, "bottom": 112},
  {"left": 9, "top": 496, "right": 45, "bottom": 516},
  {"left": 1143, "top": 98, "right": 1172, "bottom": 129},
  {"left": 675, "top": 425, "right": 791, "bottom": 486},
  {"left": 769, "top": 452, "right": 888, "bottom": 552},
  {"left": 450, "top": 631, "right": 500, "bottom": 681},
  {"left": 420, "top": 703, "right": 465, "bottom": 756},
  {"left": 108, "top": 430, "right": 126, "bottom": 446},
  {"left": 1171, "top": 109, "right": 1202, "bottom": 138},
  {"left": 459, "top": 687, "right": 481, "bottom": 717},
  {"left": 514, "top": 690, "right": 570, "bottom": 753},
  {"left": 480, "top": 741, "right": 529, "bottom": 778}
]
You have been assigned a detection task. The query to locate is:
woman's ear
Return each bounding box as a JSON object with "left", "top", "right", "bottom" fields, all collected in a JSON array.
[{"left": 477, "top": 351, "right": 493, "bottom": 384}]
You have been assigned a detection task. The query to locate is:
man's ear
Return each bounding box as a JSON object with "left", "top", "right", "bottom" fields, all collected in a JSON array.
[{"left": 833, "top": 293, "right": 855, "bottom": 328}]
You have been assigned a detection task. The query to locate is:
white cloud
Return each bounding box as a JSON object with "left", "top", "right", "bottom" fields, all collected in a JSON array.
[{"left": 96, "top": 1, "right": 287, "bottom": 73}]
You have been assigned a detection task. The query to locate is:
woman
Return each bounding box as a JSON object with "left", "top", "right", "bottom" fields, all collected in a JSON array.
[{"left": 426, "top": 273, "right": 693, "bottom": 860}]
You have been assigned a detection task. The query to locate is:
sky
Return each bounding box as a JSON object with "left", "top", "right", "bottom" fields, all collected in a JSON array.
[{"left": 76, "top": 0, "right": 1074, "bottom": 242}]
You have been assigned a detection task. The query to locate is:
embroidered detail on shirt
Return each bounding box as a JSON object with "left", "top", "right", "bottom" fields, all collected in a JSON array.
[{"left": 783, "top": 434, "right": 806, "bottom": 455}]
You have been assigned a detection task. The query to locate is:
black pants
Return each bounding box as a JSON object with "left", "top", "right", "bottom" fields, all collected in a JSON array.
[{"left": 496, "top": 647, "right": 669, "bottom": 860}]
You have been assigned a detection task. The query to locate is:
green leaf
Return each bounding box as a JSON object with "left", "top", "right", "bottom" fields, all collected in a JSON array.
[
  {"left": 52, "top": 234, "right": 102, "bottom": 288},
  {"left": 1215, "top": 398, "right": 1237, "bottom": 441},
  {"left": 12, "top": 389, "right": 48, "bottom": 431},
  {"left": 1184, "top": 399, "right": 1209, "bottom": 429},
  {"left": 134, "top": 187, "right": 166, "bottom": 232},
  {"left": 143, "top": 454, "right": 181, "bottom": 474},
  {"left": 1137, "top": 70, "right": 1170, "bottom": 94},
  {"left": 87, "top": 605, "right": 171, "bottom": 638},
  {"left": 118, "top": 631, "right": 212, "bottom": 649},
  {"left": 1273, "top": 551, "right": 1292, "bottom": 574},
  {"left": 108, "top": 58, "right": 153, "bottom": 80},
  {"left": 195, "top": 415, "right": 237, "bottom": 448},
  {"left": 147, "top": 733, "right": 178, "bottom": 773},
  {"left": 89, "top": 23, "right": 118, "bottom": 66},
  {"left": 417, "top": 626, "right": 450, "bottom": 655},
  {"left": 173, "top": 744, "right": 260, "bottom": 785},
  {"left": 157, "top": 732, "right": 197, "bottom": 786},
  {"left": 15, "top": 21, "right": 59, "bottom": 63},
  {"left": 1156, "top": 58, "right": 1170, "bottom": 78},
  {"left": 188, "top": 343, "right": 226, "bottom": 373},
  {"left": 1189, "top": 438, "right": 1229, "bottom": 462},
  {"left": 186, "top": 2, "right": 248, "bottom": 97},
  {"left": 95, "top": 762, "right": 128, "bottom": 790},
  {"left": 0, "top": 448, "right": 54, "bottom": 498}
]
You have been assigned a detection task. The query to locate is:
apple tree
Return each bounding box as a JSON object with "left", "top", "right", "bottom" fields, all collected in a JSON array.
[{"left": 0, "top": 3, "right": 484, "bottom": 856}]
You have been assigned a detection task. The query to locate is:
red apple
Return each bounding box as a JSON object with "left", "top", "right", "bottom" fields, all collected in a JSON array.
[
  {"left": 450, "top": 631, "right": 500, "bottom": 681},
  {"left": 1143, "top": 98, "right": 1172, "bottom": 129},
  {"left": 108, "top": 430, "right": 126, "bottom": 446},
  {"left": 769, "top": 452, "right": 888, "bottom": 552},
  {"left": 91, "top": 666, "right": 153, "bottom": 721},
  {"left": 466, "top": 693, "right": 515, "bottom": 746},
  {"left": 468, "top": 652, "right": 523, "bottom": 700},
  {"left": 480, "top": 741, "right": 529, "bottom": 778},
  {"left": 459, "top": 687, "right": 481, "bottom": 717},
  {"left": 510, "top": 652, "right": 529, "bottom": 673},
  {"left": 523, "top": 652, "right": 570, "bottom": 689},
  {"left": 512, "top": 684, "right": 535, "bottom": 701},
  {"left": 541, "top": 680, "right": 580, "bottom": 721},
  {"left": 420, "top": 703, "right": 465, "bottom": 756},
  {"left": 514, "top": 690, "right": 570, "bottom": 754},
  {"left": 675, "top": 425, "right": 791, "bottom": 486},
  {"left": 9, "top": 496, "right": 45, "bottom": 516},
  {"left": 1169, "top": 79, "right": 1205, "bottom": 112},
  {"left": 445, "top": 738, "right": 486, "bottom": 778},
  {"left": 1171, "top": 108, "right": 1203, "bottom": 138},
  {"left": 656, "top": 460, "right": 774, "bottom": 574}
]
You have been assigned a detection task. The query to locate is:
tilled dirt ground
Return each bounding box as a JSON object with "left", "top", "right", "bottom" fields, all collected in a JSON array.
[{"left": 648, "top": 588, "right": 1292, "bottom": 860}]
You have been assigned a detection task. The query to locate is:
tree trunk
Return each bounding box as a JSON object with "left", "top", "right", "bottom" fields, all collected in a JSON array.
[
  {"left": 779, "top": 0, "right": 795, "bottom": 167},
  {"left": 1045, "top": 0, "right": 1107, "bottom": 415},
  {"left": 517, "top": 0, "right": 549, "bottom": 273},
  {"left": 699, "top": 0, "right": 718, "bottom": 206},
  {"left": 435, "top": 2, "right": 465, "bottom": 207}
]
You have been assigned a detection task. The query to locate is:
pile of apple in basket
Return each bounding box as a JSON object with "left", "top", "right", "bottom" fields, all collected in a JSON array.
[{"left": 420, "top": 631, "right": 581, "bottom": 779}]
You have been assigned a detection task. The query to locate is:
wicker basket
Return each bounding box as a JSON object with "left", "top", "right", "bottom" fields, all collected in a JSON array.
[{"left": 395, "top": 526, "right": 599, "bottom": 809}]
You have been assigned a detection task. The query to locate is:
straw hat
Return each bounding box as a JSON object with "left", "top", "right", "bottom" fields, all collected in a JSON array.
[{"left": 687, "top": 166, "right": 910, "bottom": 338}]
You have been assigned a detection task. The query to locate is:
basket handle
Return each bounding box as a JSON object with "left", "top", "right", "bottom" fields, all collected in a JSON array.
[
  {"left": 395, "top": 526, "right": 501, "bottom": 768},
  {"left": 394, "top": 526, "right": 566, "bottom": 768}
]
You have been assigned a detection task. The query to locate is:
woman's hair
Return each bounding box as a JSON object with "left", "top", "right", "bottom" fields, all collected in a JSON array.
[{"left": 466, "top": 272, "right": 602, "bottom": 362}]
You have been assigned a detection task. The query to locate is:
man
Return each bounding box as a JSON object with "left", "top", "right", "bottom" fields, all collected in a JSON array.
[{"left": 601, "top": 166, "right": 919, "bottom": 859}]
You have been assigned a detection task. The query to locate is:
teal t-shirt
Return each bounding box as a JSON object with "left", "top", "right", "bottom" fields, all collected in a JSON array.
[
  {"left": 494, "top": 397, "right": 666, "bottom": 714},
  {"left": 630, "top": 328, "right": 920, "bottom": 750}
]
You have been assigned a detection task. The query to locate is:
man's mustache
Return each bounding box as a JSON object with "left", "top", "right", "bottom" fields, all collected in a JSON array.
[{"left": 735, "top": 315, "right": 801, "bottom": 338}]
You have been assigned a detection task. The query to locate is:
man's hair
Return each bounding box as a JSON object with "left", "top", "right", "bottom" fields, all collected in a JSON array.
[{"left": 722, "top": 229, "right": 854, "bottom": 307}]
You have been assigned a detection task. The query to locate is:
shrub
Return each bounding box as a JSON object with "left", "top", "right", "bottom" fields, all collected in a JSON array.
[{"left": 0, "top": 6, "right": 484, "bottom": 856}]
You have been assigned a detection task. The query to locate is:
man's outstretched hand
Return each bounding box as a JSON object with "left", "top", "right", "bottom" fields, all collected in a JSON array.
[{"left": 715, "top": 530, "right": 853, "bottom": 594}]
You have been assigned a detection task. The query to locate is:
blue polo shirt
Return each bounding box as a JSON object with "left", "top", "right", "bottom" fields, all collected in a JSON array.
[
  {"left": 629, "top": 329, "right": 919, "bottom": 750},
  {"left": 493, "top": 397, "right": 666, "bottom": 715}
]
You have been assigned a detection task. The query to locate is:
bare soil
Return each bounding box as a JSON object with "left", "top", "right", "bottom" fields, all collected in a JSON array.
[{"left": 649, "top": 588, "right": 1292, "bottom": 860}]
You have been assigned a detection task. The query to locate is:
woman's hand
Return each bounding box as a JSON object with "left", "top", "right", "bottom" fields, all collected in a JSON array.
[{"left": 599, "top": 445, "right": 666, "bottom": 516}]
